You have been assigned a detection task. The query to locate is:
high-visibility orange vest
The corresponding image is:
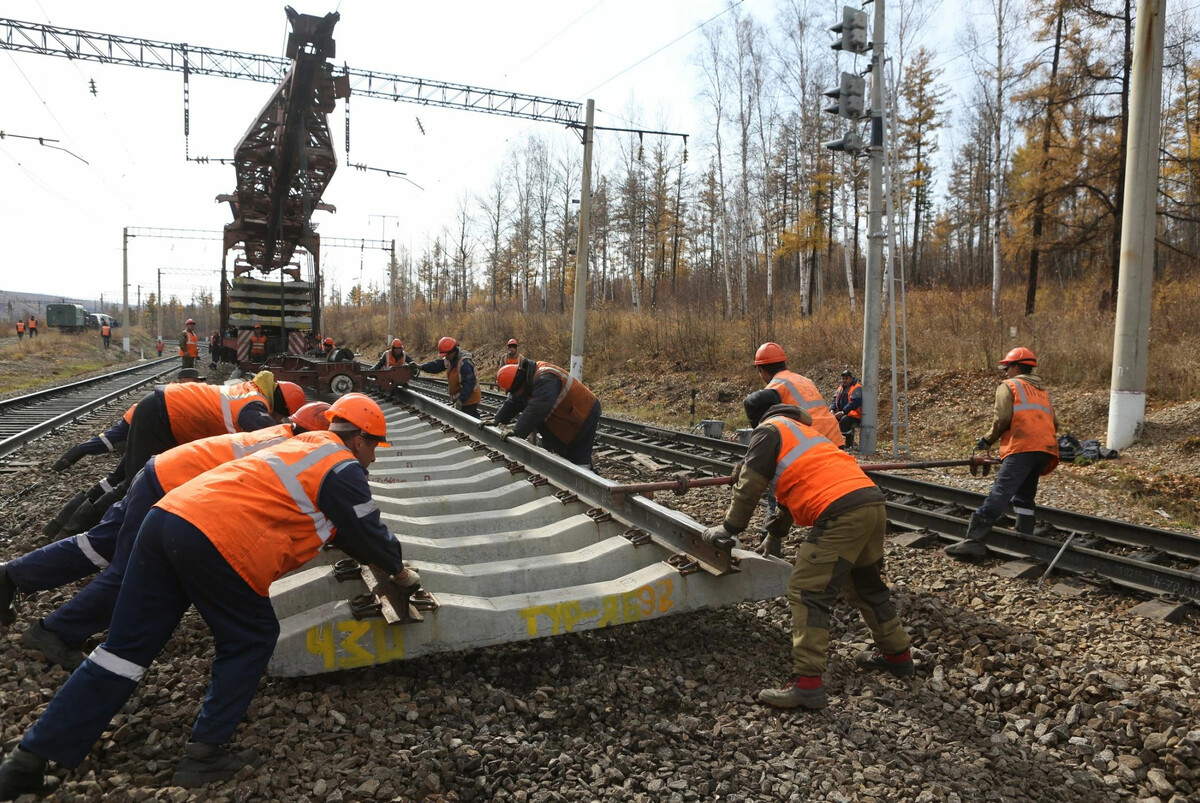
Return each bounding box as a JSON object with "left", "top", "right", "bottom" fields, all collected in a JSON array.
[
  {"left": 180, "top": 330, "right": 199, "bottom": 358},
  {"left": 28, "top": 317, "right": 36, "bottom": 329},
  {"left": 384, "top": 350, "right": 406, "bottom": 367},
  {"left": 101, "top": 325, "right": 111, "bottom": 337},
  {"left": 448, "top": 352, "right": 482, "bottom": 406},
  {"left": 162, "top": 380, "right": 269, "bottom": 444},
  {"left": 838, "top": 381, "right": 863, "bottom": 420},
  {"left": 767, "top": 370, "right": 844, "bottom": 446},
  {"left": 1000, "top": 377, "right": 1059, "bottom": 473},
  {"left": 763, "top": 415, "right": 877, "bottom": 527},
  {"left": 151, "top": 424, "right": 294, "bottom": 492},
  {"left": 533, "top": 361, "right": 598, "bottom": 444},
  {"left": 156, "top": 338, "right": 164, "bottom": 351},
  {"left": 502, "top": 352, "right": 523, "bottom": 366},
  {"left": 15, "top": 321, "right": 24, "bottom": 333},
  {"left": 250, "top": 333, "right": 268, "bottom": 357},
  {"left": 122, "top": 404, "right": 137, "bottom": 425},
  {"left": 156, "top": 430, "right": 358, "bottom": 595}
]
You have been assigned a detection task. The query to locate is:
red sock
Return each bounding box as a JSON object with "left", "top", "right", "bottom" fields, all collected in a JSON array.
[
  {"left": 790, "top": 675, "right": 823, "bottom": 690},
  {"left": 885, "top": 649, "right": 912, "bottom": 664}
]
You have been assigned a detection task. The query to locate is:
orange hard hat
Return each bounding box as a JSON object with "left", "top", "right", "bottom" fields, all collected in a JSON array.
[
  {"left": 391, "top": 338, "right": 403, "bottom": 349},
  {"left": 497, "top": 363, "right": 520, "bottom": 392},
  {"left": 507, "top": 339, "right": 519, "bottom": 347},
  {"left": 254, "top": 324, "right": 262, "bottom": 329},
  {"left": 185, "top": 319, "right": 196, "bottom": 325},
  {"left": 753, "top": 342, "right": 787, "bottom": 366},
  {"left": 437, "top": 336, "right": 457, "bottom": 354},
  {"left": 999, "top": 347, "right": 1038, "bottom": 368},
  {"left": 289, "top": 401, "right": 331, "bottom": 433},
  {"left": 323, "top": 337, "right": 334, "bottom": 346},
  {"left": 276, "top": 381, "right": 307, "bottom": 417},
  {"left": 326, "top": 393, "right": 391, "bottom": 447}
]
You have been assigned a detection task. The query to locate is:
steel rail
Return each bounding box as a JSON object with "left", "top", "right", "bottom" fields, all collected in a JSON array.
[{"left": 0, "top": 358, "right": 179, "bottom": 458}]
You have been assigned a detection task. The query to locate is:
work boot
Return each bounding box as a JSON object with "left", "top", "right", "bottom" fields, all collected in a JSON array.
[
  {"left": 0, "top": 745, "right": 59, "bottom": 799},
  {"left": 756, "top": 532, "right": 782, "bottom": 559},
  {"left": 1015, "top": 513, "right": 1036, "bottom": 536},
  {"left": 21, "top": 620, "right": 86, "bottom": 671},
  {"left": 855, "top": 647, "right": 916, "bottom": 677},
  {"left": 63, "top": 484, "right": 122, "bottom": 536},
  {"left": 943, "top": 513, "right": 996, "bottom": 560},
  {"left": 171, "top": 742, "right": 259, "bottom": 788},
  {"left": 0, "top": 564, "right": 16, "bottom": 626},
  {"left": 757, "top": 675, "right": 828, "bottom": 710},
  {"left": 43, "top": 491, "right": 87, "bottom": 537}
]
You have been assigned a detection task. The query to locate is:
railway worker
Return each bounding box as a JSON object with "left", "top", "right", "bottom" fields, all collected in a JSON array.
[
  {"left": 209, "top": 330, "right": 222, "bottom": 369},
  {"left": 178, "top": 318, "right": 199, "bottom": 369},
  {"left": 420, "top": 336, "right": 481, "bottom": 418},
  {"left": 700, "top": 388, "right": 913, "bottom": 710},
  {"left": 831, "top": 369, "right": 864, "bottom": 450},
  {"left": 0, "top": 394, "right": 420, "bottom": 795},
  {"left": 155, "top": 336, "right": 164, "bottom": 357},
  {"left": 753, "top": 342, "right": 844, "bottom": 447},
  {"left": 249, "top": 325, "right": 268, "bottom": 362},
  {"left": 28, "top": 315, "right": 38, "bottom": 338},
  {"left": 319, "top": 336, "right": 336, "bottom": 358},
  {"left": 16, "top": 319, "right": 25, "bottom": 340},
  {"left": 493, "top": 359, "right": 601, "bottom": 468},
  {"left": 500, "top": 338, "right": 524, "bottom": 367},
  {"left": 52, "top": 373, "right": 307, "bottom": 537},
  {"left": 100, "top": 322, "right": 112, "bottom": 349},
  {"left": 945, "top": 347, "right": 1059, "bottom": 560},
  {"left": 0, "top": 403, "right": 332, "bottom": 670},
  {"left": 51, "top": 404, "right": 137, "bottom": 473},
  {"left": 372, "top": 338, "right": 418, "bottom": 372}
]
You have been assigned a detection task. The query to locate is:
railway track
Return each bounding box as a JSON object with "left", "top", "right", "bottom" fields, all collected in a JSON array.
[
  {"left": 402, "top": 376, "right": 1200, "bottom": 608},
  {"left": 0, "top": 357, "right": 180, "bottom": 462}
]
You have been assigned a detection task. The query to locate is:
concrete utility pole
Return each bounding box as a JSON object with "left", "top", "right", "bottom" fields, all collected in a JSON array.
[
  {"left": 1108, "top": 0, "right": 1167, "bottom": 450},
  {"left": 369, "top": 214, "right": 400, "bottom": 340},
  {"left": 569, "top": 99, "right": 595, "bottom": 381},
  {"left": 157, "top": 269, "right": 163, "bottom": 340},
  {"left": 859, "top": 0, "right": 886, "bottom": 456},
  {"left": 122, "top": 227, "right": 131, "bottom": 353}
]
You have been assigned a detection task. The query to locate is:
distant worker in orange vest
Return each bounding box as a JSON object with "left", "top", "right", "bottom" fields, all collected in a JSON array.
[
  {"left": 28, "top": 315, "right": 38, "bottom": 338},
  {"left": 830, "top": 369, "right": 864, "bottom": 450},
  {"left": 249, "top": 325, "right": 268, "bottom": 362},
  {"left": 753, "top": 342, "right": 843, "bottom": 447},
  {"left": 500, "top": 338, "right": 524, "bottom": 366},
  {"left": 945, "top": 347, "right": 1059, "bottom": 560},
  {"left": 0, "top": 394, "right": 419, "bottom": 795},
  {"left": 420, "top": 337, "right": 481, "bottom": 418},
  {"left": 371, "top": 338, "right": 418, "bottom": 372},
  {"left": 156, "top": 337, "right": 164, "bottom": 357},
  {"left": 178, "top": 319, "right": 199, "bottom": 368},
  {"left": 0, "top": 402, "right": 332, "bottom": 670},
  {"left": 493, "top": 359, "right": 602, "bottom": 468},
  {"left": 700, "top": 388, "right": 913, "bottom": 710},
  {"left": 51, "top": 373, "right": 307, "bottom": 537},
  {"left": 15, "top": 319, "right": 24, "bottom": 340},
  {"left": 100, "top": 323, "right": 112, "bottom": 349}
]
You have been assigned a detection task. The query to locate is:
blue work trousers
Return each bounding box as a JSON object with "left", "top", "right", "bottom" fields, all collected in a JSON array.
[
  {"left": 540, "top": 401, "right": 601, "bottom": 467},
  {"left": 21, "top": 508, "right": 279, "bottom": 768},
  {"left": 975, "top": 451, "right": 1054, "bottom": 520},
  {"left": 43, "top": 466, "right": 164, "bottom": 647}
]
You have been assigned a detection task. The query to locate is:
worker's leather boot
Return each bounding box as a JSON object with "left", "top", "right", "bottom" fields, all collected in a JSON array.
[
  {"left": 0, "top": 745, "right": 59, "bottom": 799},
  {"left": 1015, "top": 513, "right": 1036, "bottom": 536},
  {"left": 62, "top": 486, "right": 122, "bottom": 536},
  {"left": 944, "top": 514, "right": 996, "bottom": 560},
  {"left": 0, "top": 564, "right": 16, "bottom": 626},
  {"left": 43, "top": 491, "right": 87, "bottom": 537},
  {"left": 757, "top": 532, "right": 782, "bottom": 559},
  {"left": 21, "top": 620, "right": 86, "bottom": 671},
  {"left": 757, "top": 676, "right": 827, "bottom": 709},
  {"left": 172, "top": 742, "right": 259, "bottom": 788}
]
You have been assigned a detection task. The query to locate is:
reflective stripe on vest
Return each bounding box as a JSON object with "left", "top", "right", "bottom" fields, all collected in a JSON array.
[
  {"left": 770, "top": 418, "right": 829, "bottom": 484},
  {"left": 164, "top": 381, "right": 268, "bottom": 445},
  {"left": 533, "top": 361, "right": 598, "bottom": 445},
  {"left": 763, "top": 415, "right": 876, "bottom": 526},
  {"left": 999, "top": 378, "right": 1059, "bottom": 470},
  {"left": 152, "top": 425, "right": 293, "bottom": 492},
  {"left": 447, "top": 352, "right": 482, "bottom": 406},
  {"left": 260, "top": 442, "right": 343, "bottom": 544}
]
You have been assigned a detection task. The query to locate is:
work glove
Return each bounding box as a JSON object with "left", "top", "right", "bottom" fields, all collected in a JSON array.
[
  {"left": 409, "top": 365, "right": 421, "bottom": 378},
  {"left": 452, "top": 398, "right": 463, "bottom": 411},
  {"left": 392, "top": 567, "right": 421, "bottom": 591},
  {"left": 701, "top": 525, "right": 733, "bottom": 547},
  {"left": 477, "top": 416, "right": 493, "bottom": 431},
  {"left": 757, "top": 533, "right": 782, "bottom": 558},
  {"left": 498, "top": 425, "right": 515, "bottom": 442},
  {"left": 974, "top": 437, "right": 990, "bottom": 452}
]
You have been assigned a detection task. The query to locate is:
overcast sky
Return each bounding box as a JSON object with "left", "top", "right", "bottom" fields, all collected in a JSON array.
[{"left": 2, "top": 0, "right": 796, "bottom": 306}]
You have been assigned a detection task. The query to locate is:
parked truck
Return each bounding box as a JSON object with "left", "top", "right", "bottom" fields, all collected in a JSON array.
[{"left": 46, "top": 303, "right": 90, "bottom": 332}]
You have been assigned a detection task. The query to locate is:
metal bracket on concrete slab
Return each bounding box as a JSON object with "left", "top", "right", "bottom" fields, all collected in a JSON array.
[
  {"left": 622, "top": 528, "right": 651, "bottom": 546},
  {"left": 333, "top": 558, "right": 362, "bottom": 582}
]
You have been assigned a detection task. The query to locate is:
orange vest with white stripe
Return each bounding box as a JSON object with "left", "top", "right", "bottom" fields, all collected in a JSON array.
[
  {"left": 767, "top": 370, "right": 844, "bottom": 446},
  {"left": 250, "top": 333, "right": 268, "bottom": 357},
  {"left": 534, "top": 361, "right": 598, "bottom": 444},
  {"left": 448, "top": 352, "right": 482, "bottom": 406},
  {"left": 383, "top": 350, "right": 405, "bottom": 367},
  {"left": 1000, "top": 377, "right": 1059, "bottom": 473},
  {"left": 152, "top": 424, "right": 294, "bottom": 492},
  {"left": 763, "top": 415, "right": 877, "bottom": 526},
  {"left": 162, "top": 380, "right": 270, "bottom": 445},
  {"left": 157, "top": 430, "right": 357, "bottom": 595},
  {"left": 180, "top": 330, "right": 199, "bottom": 357},
  {"left": 503, "top": 352, "right": 524, "bottom": 366}
]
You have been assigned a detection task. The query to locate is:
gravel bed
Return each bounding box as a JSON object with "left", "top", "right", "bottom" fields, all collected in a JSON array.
[{"left": 0, "top": 398, "right": 1198, "bottom": 802}]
